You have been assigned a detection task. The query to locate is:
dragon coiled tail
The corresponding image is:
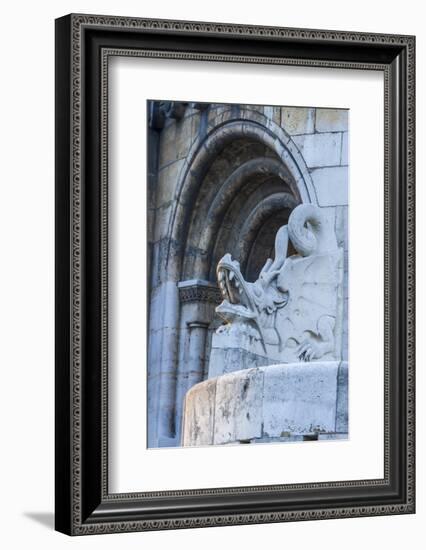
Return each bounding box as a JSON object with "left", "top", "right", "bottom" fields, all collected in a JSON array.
[{"left": 288, "top": 203, "right": 326, "bottom": 257}]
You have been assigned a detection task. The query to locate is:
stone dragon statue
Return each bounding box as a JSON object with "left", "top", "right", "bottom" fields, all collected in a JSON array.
[{"left": 209, "top": 204, "right": 344, "bottom": 376}]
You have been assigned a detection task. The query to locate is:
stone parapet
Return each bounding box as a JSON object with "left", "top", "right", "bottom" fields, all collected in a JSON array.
[{"left": 182, "top": 361, "right": 348, "bottom": 446}]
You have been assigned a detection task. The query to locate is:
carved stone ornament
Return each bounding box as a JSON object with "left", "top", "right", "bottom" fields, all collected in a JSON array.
[
  {"left": 209, "top": 203, "right": 344, "bottom": 377},
  {"left": 182, "top": 203, "right": 348, "bottom": 446}
]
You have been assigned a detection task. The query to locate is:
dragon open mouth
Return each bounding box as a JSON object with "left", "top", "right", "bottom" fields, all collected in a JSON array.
[
  {"left": 217, "top": 266, "right": 243, "bottom": 305},
  {"left": 216, "top": 254, "right": 256, "bottom": 320}
]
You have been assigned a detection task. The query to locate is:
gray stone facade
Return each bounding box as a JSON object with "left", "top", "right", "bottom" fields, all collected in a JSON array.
[{"left": 147, "top": 101, "right": 348, "bottom": 448}]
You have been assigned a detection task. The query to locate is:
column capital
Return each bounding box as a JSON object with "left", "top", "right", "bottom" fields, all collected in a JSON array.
[{"left": 178, "top": 279, "right": 221, "bottom": 304}]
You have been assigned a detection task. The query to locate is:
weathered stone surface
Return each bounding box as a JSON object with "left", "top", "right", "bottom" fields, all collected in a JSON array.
[
  {"left": 281, "top": 107, "right": 315, "bottom": 135},
  {"left": 208, "top": 104, "right": 233, "bottom": 129},
  {"left": 319, "top": 206, "right": 337, "bottom": 243},
  {"left": 182, "top": 378, "right": 216, "bottom": 446},
  {"left": 182, "top": 362, "right": 347, "bottom": 445},
  {"left": 213, "top": 372, "right": 238, "bottom": 444},
  {"left": 156, "top": 159, "right": 186, "bottom": 208},
  {"left": 209, "top": 343, "right": 271, "bottom": 378},
  {"left": 275, "top": 249, "right": 344, "bottom": 360},
  {"left": 191, "top": 111, "right": 203, "bottom": 140},
  {"left": 335, "top": 206, "right": 348, "bottom": 363},
  {"left": 262, "top": 362, "right": 339, "bottom": 436},
  {"left": 310, "top": 166, "right": 349, "bottom": 206},
  {"left": 158, "top": 114, "right": 196, "bottom": 167},
  {"left": 293, "top": 132, "right": 342, "bottom": 168},
  {"left": 335, "top": 361, "right": 349, "bottom": 432},
  {"left": 315, "top": 109, "right": 349, "bottom": 133},
  {"left": 341, "top": 132, "right": 349, "bottom": 165},
  {"left": 263, "top": 105, "right": 274, "bottom": 122},
  {"left": 150, "top": 237, "right": 183, "bottom": 287},
  {"left": 153, "top": 203, "right": 174, "bottom": 242},
  {"left": 175, "top": 115, "right": 198, "bottom": 160},
  {"left": 158, "top": 123, "right": 178, "bottom": 168},
  {"left": 214, "top": 368, "right": 263, "bottom": 444},
  {"left": 335, "top": 206, "right": 349, "bottom": 250}
]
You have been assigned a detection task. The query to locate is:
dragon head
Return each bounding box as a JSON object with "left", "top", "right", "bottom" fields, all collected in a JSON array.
[
  {"left": 215, "top": 249, "right": 289, "bottom": 347},
  {"left": 216, "top": 253, "right": 257, "bottom": 323}
]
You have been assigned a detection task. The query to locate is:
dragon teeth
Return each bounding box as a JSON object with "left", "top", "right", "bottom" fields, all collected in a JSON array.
[
  {"left": 229, "top": 272, "right": 235, "bottom": 281},
  {"left": 235, "top": 280, "right": 240, "bottom": 288}
]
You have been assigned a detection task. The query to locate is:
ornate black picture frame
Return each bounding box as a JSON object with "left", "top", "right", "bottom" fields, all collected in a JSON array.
[{"left": 55, "top": 13, "right": 415, "bottom": 535}]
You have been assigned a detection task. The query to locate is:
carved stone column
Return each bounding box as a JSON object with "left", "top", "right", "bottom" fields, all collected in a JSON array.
[
  {"left": 186, "top": 321, "right": 210, "bottom": 389},
  {"left": 174, "top": 280, "right": 221, "bottom": 442}
]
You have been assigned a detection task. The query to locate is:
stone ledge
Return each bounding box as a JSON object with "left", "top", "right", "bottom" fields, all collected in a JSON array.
[{"left": 182, "top": 361, "right": 348, "bottom": 446}]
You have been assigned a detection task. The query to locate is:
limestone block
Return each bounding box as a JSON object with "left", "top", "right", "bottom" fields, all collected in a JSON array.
[
  {"left": 281, "top": 107, "right": 315, "bottom": 135},
  {"left": 181, "top": 362, "right": 348, "bottom": 446},
  {"left": 155, "top": 159, "right": 185, "bottom": 208},
  {"left": 153, "top": 203, "right": 174, "bottom": 242},
  {"left": 149, "top": 281, "right": 179, "bottom": 332},
  {"left": 147, "top": 372, "right": 161, "bottom": 441},
  {"left": 149, "top": 239, "right": 169, "bottom": 287},
  {"left": 210, "top": 373, "right": 233, "bottom": 444},
  {"left": 208, "top": 104, "right": 232, "bottom": 128},
  {"left": 263, "top": 105, "right": 281, "bottom": 126},
  {"left": 318, "top": 206, "right": 337, "bottom": 247},
  {"left": 241, "top": 104, "right": 264, "bottom": 115},
  {"left": 191, "top": 111, "right": 203, "bottom": 139},
  {"left": 293, "top": 132, "right": 342, "bottom": 168},
  {"left": 273, "top": 106, "right": 282, "bottom": 126},
  {"left": 214, "top": 368, "right": 264, "bottom": 444},
  {"left": 147, "top": 207, "right": 156, "bottom": 244},
  {"left": 158, "top": 115, "right": 196, "bottom": 167},
  {"left": 182, "top": 378, "right": 216, "bottom": 446},
  {"left": 208, "top": 329, "right": 270, "bottom": 378},
  {"left": 155, "top": 332, "right": 180, "bottom": 376},
  {"left": 158, "top": 123, "right": 177, "bottom": 168},
  {"left": 262, "top": 362, "right": 339, "bottom": 436},
  {"left": 342, "top": 335, "right": 348, "bottom": 362},
  {"left": 175, "top": 115, "right": 197, "bottom": 160},
  {"left": 315, "top": 109, "right": 349, "bottom": 133},
  {"left": 335, "top": 206, "right": 349, "bottom": 250},
  {"left": 335, "top": 361, "right": 348, "bottom": 432},
  {"left": 310, "top": 166, "right": 349, "bottom": 206},
  {"left": 209, "top": 346, "right": 271, "bottom": 378},
  {"left": 341, "top": 132, "right": 349, "bottom": 165},
  {"left": 263, "top": 105, "right": 274, "bottom": 121}
]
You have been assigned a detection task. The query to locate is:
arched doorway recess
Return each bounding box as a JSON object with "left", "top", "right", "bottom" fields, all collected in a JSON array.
[{"left": 148, "top": 107, "right": 317, "bottom": 446}]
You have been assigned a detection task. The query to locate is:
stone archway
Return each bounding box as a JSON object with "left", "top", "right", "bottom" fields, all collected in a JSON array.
[{"left": 148, "top": 107, "right": 317, "bottom": 447}]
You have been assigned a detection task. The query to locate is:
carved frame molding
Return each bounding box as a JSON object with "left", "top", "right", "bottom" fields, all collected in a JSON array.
[{"left": 55, "top": 13, "right": 415, "bottom": 535}]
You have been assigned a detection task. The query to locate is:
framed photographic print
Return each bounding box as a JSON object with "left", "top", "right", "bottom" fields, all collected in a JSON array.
[{"left": 55, "top": 14, "right": 415, "bottom": 535}]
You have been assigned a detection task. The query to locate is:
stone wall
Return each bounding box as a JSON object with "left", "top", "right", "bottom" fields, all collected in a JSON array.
[{"left": 147, "top": 101, "right": 349, "bottom": 447}]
